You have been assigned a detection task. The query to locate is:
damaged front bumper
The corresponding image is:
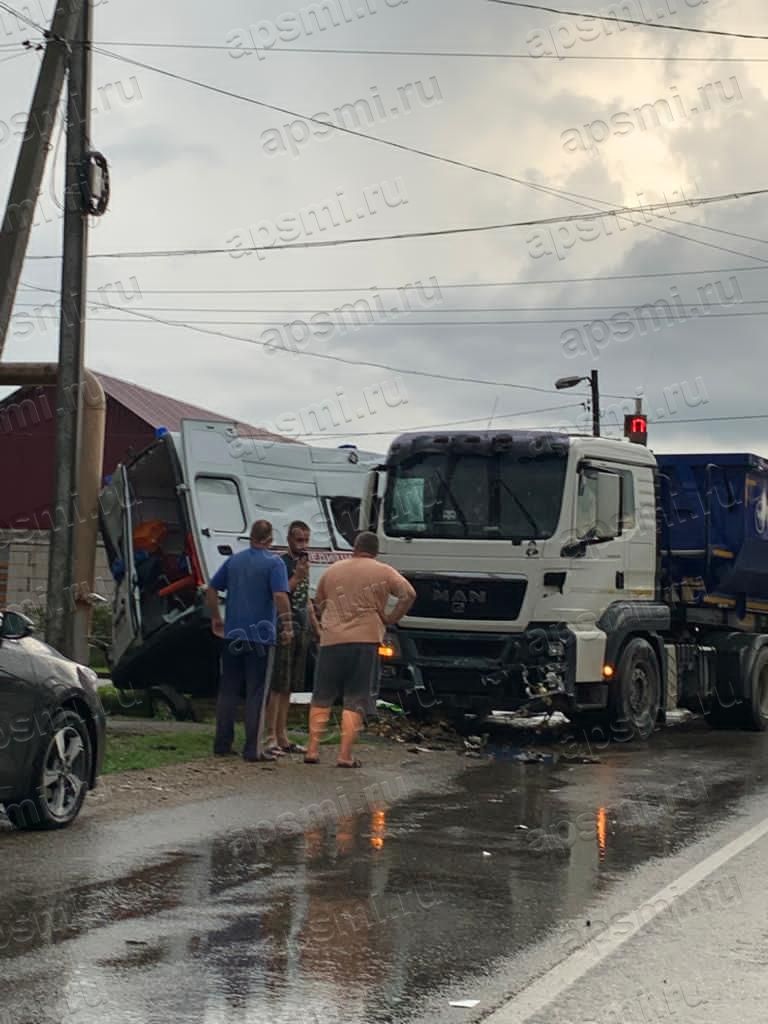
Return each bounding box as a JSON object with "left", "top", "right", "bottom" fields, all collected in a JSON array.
[{"left": 380, "top": 625, "right": 577, "bottom": 715}]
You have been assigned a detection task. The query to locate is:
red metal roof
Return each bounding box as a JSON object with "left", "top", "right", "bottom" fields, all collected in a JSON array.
[{"left": 94, "top": 372, "right": 293, "bottom": 442}]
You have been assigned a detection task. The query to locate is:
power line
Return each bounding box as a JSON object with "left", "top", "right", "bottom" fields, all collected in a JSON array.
[
  {"left": 0, "top": 1, "right": 46, "bottom": 34},
  {"left": 291, "top": 402, "right": 587, "bottom": 437},
  {"left": 275, "top": 410, "right": 768, "bottom": 439},
  {"left": 86, "top": 40, "right": 768, "bottom": 63},
  {"left": 87, "top": 46, "right": 768, "bottom": 266},
  {"left": 19, "top": 309, "right": 768, "bottom": 325},
  {"left": 88, "top": 46, "right": 768, "bottom": 269},
  {"left": 23, "top": 278, "right": 638, "bottom": 397},
  {"left": 16, "top": 300, "right": 767, "bottom": 314},
  {"left": 0, "top": 47, "right": 32, "bottom": 65},
  {"left": 17, "top": 263, "right": 768, "bottom": 295},
  {"left": 486, "top": 0, "right": 768, "bottom": 41},
  {"left": 29, "top": 187, "right": 768, "bottom": 260},
  {"left": 653, "top": 414, "right": 768, "bottom": 425}
]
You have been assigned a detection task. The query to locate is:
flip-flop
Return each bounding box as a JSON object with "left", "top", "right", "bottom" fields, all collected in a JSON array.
[
  {"left": 336, "top": 759, "right": 362, "bottom": 769},
  {"left": 280, "top": 743, "right": 307, "bottom": 754},
  {"left": 303, "top": 755, "right": 320, "bottom": 764}
]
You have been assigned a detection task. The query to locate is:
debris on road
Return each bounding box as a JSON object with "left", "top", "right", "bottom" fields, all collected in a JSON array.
[
  {"left": 559, "top": 753, "right": 602, "bottom": 765},
  {"left": 449, "top": 999, "right": 480, "bottom": 1008}
]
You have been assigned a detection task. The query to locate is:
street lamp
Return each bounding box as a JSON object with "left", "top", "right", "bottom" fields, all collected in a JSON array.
[{"left": 555, "top": 369, "right": 600, "bottom": 437}]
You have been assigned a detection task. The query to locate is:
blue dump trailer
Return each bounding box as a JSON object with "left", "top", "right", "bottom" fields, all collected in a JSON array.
[
  {"left": 658, "top": 453, "right": 768, "bottom": 618},
  {"left": 365, "top": 432, "right": 768, "bottom": 738}
]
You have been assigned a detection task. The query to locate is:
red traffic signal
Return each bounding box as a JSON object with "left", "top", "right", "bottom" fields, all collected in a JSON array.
[{"left": 624, "top": 413, "right": 648, "bottom": 445}]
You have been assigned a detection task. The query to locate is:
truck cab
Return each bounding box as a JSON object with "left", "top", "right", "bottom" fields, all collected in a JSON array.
[{"left": 363, "top": 430, "right": 665, "bottom": 731}]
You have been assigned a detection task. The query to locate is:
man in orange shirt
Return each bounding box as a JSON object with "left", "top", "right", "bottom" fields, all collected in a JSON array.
[{"left": 305, "top": 531, "right": 415, "bottom": 768}]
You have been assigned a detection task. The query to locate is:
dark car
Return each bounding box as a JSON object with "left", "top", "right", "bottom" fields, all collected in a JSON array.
[{"left": 0, "top": 610, "right": 106, "bottom": 830}]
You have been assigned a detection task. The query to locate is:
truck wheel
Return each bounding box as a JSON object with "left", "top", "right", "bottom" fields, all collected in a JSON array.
[
  {"left": 149, "top": 685, "right": 196, "bottom": 722},
  {"left": 741, "top": 647, "right": 768, "bottom": 732},
  {"left": 706, "top": 648, "right": 768, "bottom": 732},
  {"left": 608, "top": 638, "right": 661, "bottom": 742}
]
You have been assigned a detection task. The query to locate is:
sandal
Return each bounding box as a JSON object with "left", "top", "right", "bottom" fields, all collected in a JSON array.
[
  {"left": 336, "top": 759, "right": 362, "bottom": 769},
  {"left": 280, "top": 743, "right": 307, "bottom": 754},
  {"left": 303, "top": 755, "right": 320, "bottom": 764}
]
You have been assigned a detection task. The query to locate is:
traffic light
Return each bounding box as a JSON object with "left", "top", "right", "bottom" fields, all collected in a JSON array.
[{"left": 624, "top": 413, "right": 648, "bottom": 445}]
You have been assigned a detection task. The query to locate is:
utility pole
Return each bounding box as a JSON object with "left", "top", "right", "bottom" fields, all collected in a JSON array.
[
  {"left": 46, "top": 0, "right": 91, "bottom": 657},
  {"left": 0, "top": 0, "right": 84, "bottom": 355},
  {"left": 590, "top": 369, "right": 601, "bottom": 438}
]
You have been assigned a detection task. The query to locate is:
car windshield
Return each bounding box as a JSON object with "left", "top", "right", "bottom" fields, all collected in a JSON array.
[{"left": 383, "top": 450, "right": 567, "bottom": 540}]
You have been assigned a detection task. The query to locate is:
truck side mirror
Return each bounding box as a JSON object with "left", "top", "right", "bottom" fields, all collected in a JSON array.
[
  {"left": 360, "top": 467, "right": 383, "bottom": 532},
  {"left": 595, "top": 472, "right": 621, "bottom": 540}
]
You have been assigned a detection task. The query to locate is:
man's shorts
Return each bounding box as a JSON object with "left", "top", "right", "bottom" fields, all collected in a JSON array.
[
  {"left": 271, "top": 630, "right": 310, "bottom": 695},
  {"left": 312, "top": 642, "right": 380, "bottom": 718}
]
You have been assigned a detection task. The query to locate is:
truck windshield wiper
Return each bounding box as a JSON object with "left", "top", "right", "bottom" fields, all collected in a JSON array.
[
  {"left": 435, "top": 458, "right": 470, "bottom": 537},
  {"left": 499, "top": 480, "right": 541, "bottom": 538}
]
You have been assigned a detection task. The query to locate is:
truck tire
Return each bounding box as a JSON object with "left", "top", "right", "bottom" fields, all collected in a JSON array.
[
  {"left": 608, "top": 638, "right": 661, "bottom": 742},
  {"left": 149, "top": 685, "right": 196, "bottom": 722},
  {"left": 740, "top": 647, "right": 768, "bottom": 732},
  {"left": 706, "top": 647, "right": 768, "bottom": 732}
]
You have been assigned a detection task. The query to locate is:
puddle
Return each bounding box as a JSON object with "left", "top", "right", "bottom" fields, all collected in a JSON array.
[{"left": 4, "top": 728, "right": 768, "bottom": 1023}]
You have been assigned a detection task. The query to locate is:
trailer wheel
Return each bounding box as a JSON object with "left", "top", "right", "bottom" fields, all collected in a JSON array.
[
  {"left": 608, "top": 638, "right": 660, "bottom": 742},
  {"left": 706, "top": 647, "right": 768, "bottom": 732},
  {"left": 741, "top": 647, "right": 768, "bottom": 732}
]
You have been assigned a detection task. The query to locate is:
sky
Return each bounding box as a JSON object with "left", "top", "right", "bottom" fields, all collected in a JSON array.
[{"left": 0, "top": 0, "right": 766, "bottom": 456}]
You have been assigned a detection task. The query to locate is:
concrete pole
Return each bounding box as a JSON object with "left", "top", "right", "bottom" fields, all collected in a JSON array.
[
  {"left": 46, "top": 0, "right": 92, "bottom": 656},
  {"left": 0, "top": 364, "right": 106, "bottom": 663},
  {"left": 0, "top": 0, "right": 85, "bottom": 355}
]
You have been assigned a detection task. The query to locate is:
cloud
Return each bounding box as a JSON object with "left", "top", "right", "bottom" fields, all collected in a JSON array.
[{"left": 0, "top": 0, "right": 765, "bottom": 455}]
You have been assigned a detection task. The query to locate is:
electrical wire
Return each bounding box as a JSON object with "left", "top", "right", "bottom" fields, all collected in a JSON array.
[
  {"left": 0, "top": 1, "right": 46, "bottom": 34},
  {"left": 18, "top": 278, "right": 634, "bottom": 398},
  {"left": 486, "top": 0, "right": 768, "bottom": 41},
  {"left": 28, "top": 187, "right": 768, "bottom": 260},
  {"left": 17, "top": 263, "right": 768, "bottom": 295},
  {"left": 84, "top": 40, "right": 768, "bottom": 63},
  {"left": 18, "top": 309, "right": 768, "bottom": 324},
  {"left": 87, "top": 46, "right": 768, "bottom": 269},
  {"left": 290, "top": 402, "right": 587, "bottom": 437},
  {"left": 15, "top": 300, "right": 767, "bottom": 314},
  {"left": 0, "top": 46, "right": 31, "bottom": 64},
  {"left": 257, "top": 410, "right": 768, "bottom": 439}
]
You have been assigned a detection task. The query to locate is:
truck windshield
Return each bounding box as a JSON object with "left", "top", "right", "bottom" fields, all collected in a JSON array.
[{"left": 383, "top": 450, "right": 566, "bottom": 540}]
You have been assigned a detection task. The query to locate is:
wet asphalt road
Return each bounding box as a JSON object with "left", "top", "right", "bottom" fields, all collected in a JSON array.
[{"left": 2, "top": 722, "right": 768, "bottom": 1023}]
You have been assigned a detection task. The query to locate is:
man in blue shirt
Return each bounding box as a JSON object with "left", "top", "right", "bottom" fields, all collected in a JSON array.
[{"left": 206, "top": 519, "right": 291, "bottom": 761}]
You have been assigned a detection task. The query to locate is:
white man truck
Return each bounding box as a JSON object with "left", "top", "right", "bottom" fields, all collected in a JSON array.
[{"left": 361, "top": 429, "right": 768, "bottom": 738}]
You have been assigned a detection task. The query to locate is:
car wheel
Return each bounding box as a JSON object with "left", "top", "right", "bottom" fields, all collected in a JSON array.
[{"left": 6, "top": 709, "right": 92, "bottom": 831}]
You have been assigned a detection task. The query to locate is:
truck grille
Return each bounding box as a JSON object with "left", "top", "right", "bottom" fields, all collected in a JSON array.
[
  {"left": 406, "top": 576, "right": 527, "bottom": 621},
  {"left": 412, "top": 636, "right": 506, "bottom": 660}
]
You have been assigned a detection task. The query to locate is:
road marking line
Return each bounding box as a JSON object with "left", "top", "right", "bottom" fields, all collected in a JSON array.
[{"left": 484, "top": 814, "right": 768, "bottom": 1023}]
